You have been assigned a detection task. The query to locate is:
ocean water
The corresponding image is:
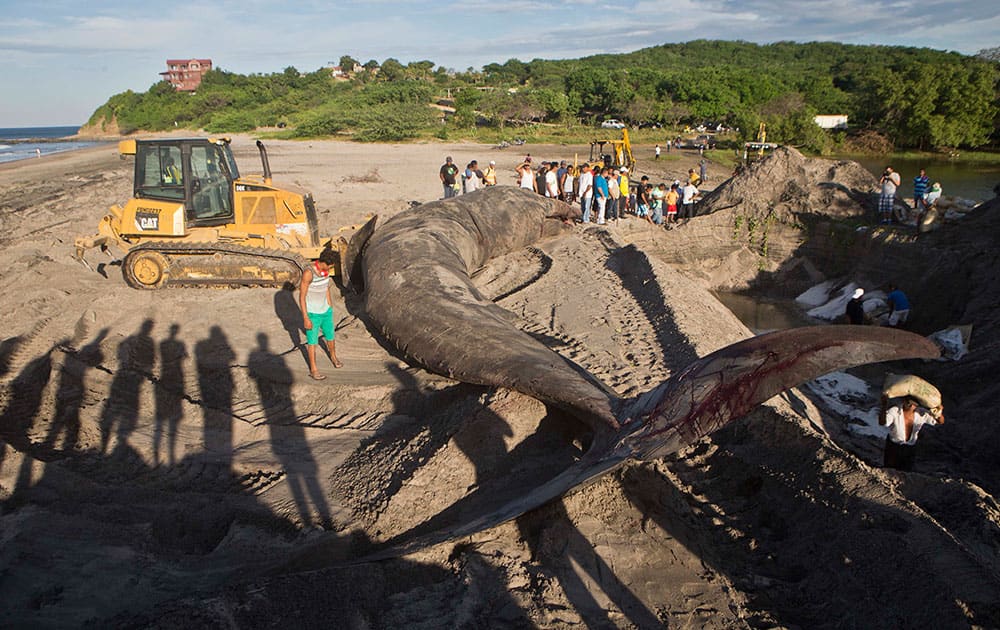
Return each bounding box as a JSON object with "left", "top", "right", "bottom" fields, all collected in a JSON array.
[{"left": 0, "top": 126, "right": 104, "bottom": 164}]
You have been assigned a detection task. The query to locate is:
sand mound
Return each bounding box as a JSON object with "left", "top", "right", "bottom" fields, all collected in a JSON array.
[
  {"left": 2, "top": 141, "right": 999, "bottom": 628},
  {"left": 699, "top": 146, "right": 876, "bottom": 220},
  {"left": 622, "top": 147, "right": 879, "bottom": 293}
]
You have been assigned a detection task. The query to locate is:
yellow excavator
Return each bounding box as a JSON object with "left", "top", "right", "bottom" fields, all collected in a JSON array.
[
  {"left": 74, "top": 137, "right": 374, "bottom": 289},
  {"left": 589, "top": 128, "right": 635, "bottom": 172},
  {"left": 742, "top": 122, "right": 778, "bottom": 164}
]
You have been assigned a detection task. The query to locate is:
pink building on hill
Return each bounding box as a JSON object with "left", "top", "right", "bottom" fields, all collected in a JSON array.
[{"left": 161, "top": 59, "right": 212, "bottom": 91}]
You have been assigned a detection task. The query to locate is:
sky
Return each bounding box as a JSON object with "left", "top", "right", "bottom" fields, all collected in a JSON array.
[{"left": 1, "top": 0, "right": 998, "bottom": 127}]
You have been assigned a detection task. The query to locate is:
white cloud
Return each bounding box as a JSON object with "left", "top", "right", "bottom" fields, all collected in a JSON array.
[{"left": 1, "top": 0, "right": 995, "bottom": 125}]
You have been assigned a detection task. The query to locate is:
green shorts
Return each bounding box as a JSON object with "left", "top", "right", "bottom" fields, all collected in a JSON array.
[{"left": 306, "top": 307, "right": 335, "bottom": 344}]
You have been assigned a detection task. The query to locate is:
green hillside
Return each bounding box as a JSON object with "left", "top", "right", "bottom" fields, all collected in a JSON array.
[{"left": 85, "top": 40, "right": 999, "bottom": 151}]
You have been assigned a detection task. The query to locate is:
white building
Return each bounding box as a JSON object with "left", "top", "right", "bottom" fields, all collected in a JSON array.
[{"left": 814, "top": 115, "right": 848, "bottom": 130}]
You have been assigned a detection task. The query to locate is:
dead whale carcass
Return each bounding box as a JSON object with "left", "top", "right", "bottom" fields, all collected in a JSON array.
[
  {"left": 363, "top": 186, "right": 617, "bottom": 432},
  {"left": 359, "top": 186, "right": 940, "bottom": 557}
]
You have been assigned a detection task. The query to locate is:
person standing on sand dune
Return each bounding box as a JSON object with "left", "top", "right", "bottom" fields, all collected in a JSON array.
[
  {"left": 665, "top": 182, "right": 680, "bottom": 223},
  {"left": 878, "top": 166, "right": 901, "bottom": 224},
  {"left": 557, "top": 161, "right": 568, "bottom": 201},
  {"left": 440, "top": 156, "right": 459, "bottom": 199},
  {"left": 912, "top": 168, "right": 930, "bottom": 213},
  {"left": 607, "top": 169, "right": 621, "bottom": 223},
  {"left": 637, "top": 182, "right": 653, "bottom": 224},
  {"left": 562, "top": 164, "right": 576, "bottom": 204},
  {"left": 483, "top": 160, "right": 497, "bottom": 186},
  {"left": 299, "top": 248, "right": 342, "bottom": 380},
  {"left": 845, "top": 287, "right": 866, "bottom": 325},
  {"left": 651, "top": 183, "right": 665, "bottom": 225},
  {"left": 516, "top": 161, "right": 536, "bottom": 192},
  {"left": 545, "top": 162, "right": 559, "bottom": 198},
  {"left": 680, "top": 179, "right": 699, "bottom": 220},
  {"left": 594, "top": 167, "right": 609, "bottom": 225},
  {"left": 463, "top": 160, "right": 483, "bottom": 193},
  {"left": 884, "top": 284, "right": 911, "bottom": 327},
  {"left": 879, "top": 394, "right": 943, "bottom": 471},
  {"left": 578, "top": 163, "right": 594, "bottom": 223}
]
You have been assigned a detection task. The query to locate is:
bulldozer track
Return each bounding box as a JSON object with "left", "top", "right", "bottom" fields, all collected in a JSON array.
[{"left": 122, "top": 241, "right": 309, "bottom": 290}]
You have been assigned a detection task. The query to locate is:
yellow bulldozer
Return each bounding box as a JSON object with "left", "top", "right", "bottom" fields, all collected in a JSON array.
[{"left": 74, "top": 137, "right": 374, "bottom": 289}]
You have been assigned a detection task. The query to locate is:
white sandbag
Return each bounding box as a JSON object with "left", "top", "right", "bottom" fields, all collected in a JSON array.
[
  {"left": 796, "top": 280, "right": 836, "bottom": 307},
  {"left": 882, "top": 373, "right": 943, "bottom": 417},
  {"left": 928, "top": 325, "right": 972, "bottom": 361},
  {"left": 806, "top": 283, "right": 862, "bottom": 321}
]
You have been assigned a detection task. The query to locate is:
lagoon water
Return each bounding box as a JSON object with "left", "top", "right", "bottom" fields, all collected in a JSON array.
[
  {"left": 847, "top": 155, "right": 1000, "bottom": 203},
  {"left": 0, "top": 126, "right": 104, "bottom": 164},
  {"left": 714, "top": 291, "right": 819, "bottom": 334}
]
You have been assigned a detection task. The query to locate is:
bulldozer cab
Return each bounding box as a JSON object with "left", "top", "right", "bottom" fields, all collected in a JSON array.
[{"left": 132, "top": 138, "right": 237, "bottom": 227}]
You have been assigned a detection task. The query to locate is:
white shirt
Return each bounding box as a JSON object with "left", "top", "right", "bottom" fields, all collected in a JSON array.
[
  {"left": 519, "top": 168, "right": 534, "bottom": 189},
  {"left": 578, "top": 171, "right": 594, "bottom": 198},
  {"left": 682, "top": 183, "right": 699, "bottom": 204},
  {"left": 464, "top": 170, "right": 481, "bottom": 192},
  {"left": 884, "top": 406, "right": 938, "bottom": 445},
  {"left": 563, "top": 174, "right": 574, "bottom": 194},
  {"left": 545, "top": 170, "right": 558, "bottom": 197},
  {"left": 881, "top": 172, "right": 901, "bottom": 196}
]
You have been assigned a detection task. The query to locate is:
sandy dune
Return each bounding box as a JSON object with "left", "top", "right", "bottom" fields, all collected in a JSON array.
[{"left": 1, "top": 138, "right": 998, "bottom": 628}]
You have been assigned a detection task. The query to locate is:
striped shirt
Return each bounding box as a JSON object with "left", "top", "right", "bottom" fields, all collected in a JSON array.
[{"left": 306, "top": 263, "right": 331, "bottom": 314}]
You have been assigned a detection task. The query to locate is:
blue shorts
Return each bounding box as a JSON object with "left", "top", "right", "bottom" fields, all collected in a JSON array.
[{"left": 306, "top": 307, "right": 335, "bottom": 344}]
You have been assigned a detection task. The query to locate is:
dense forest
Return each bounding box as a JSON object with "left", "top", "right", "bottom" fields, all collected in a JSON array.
[{"left": 86, "top": 40, "right": 1000, "bottom": 152}]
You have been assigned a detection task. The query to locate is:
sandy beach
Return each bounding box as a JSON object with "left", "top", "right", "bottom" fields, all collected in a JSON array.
[{"left": 2, "top": 137, "right": 998, "bottom": 628}]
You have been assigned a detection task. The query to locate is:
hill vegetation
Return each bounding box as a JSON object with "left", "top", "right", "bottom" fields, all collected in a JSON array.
[{"left": 85, "top": 40, "right": 999, "bottom": 153}]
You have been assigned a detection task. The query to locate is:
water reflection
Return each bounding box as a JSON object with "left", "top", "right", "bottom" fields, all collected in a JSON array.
[
  {"left": 714, "top": 292, "right": 817, "bottom": 334},
  {"left": 842, "top": 155, "right": 1000, "bottom": 203}
]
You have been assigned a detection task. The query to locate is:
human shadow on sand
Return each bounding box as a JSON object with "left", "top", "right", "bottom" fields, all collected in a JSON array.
[
  {"left": 249, "top": 332, "right": 332, "bottom": 528},
  {"left": 517, "top": 498, "right": 662, "bottom": 628},
  {"left": 194, "top": 325, "right": 235, "bottom": 472},
  {"left": 328, "top": 362, "right": 487, "bottom": 533},
  {"left": 273, "top": 283, "right": 309, "bottom": 366},
  {"left": 153, "top": 323, "right": 187, "bottom": 466},
  {"left": 99, "top": 319, "right": 155, "bottom": 455},
  {"left": 604, "top": 241, "right": 699, "bottom": 373},
  {"left": 0, "top": 323, "right": 535, "bottom": 627}
]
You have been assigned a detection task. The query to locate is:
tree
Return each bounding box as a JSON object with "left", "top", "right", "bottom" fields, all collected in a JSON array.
[
  {"left": 484, "top": 59, "right": 529, "bottom": 85},
  {"left": 565, "top": 67, "right": 618, "bottom": 115},
  {"left": 339, "top": 55, "right": 359, "bottom": 72},
  {"left": 406, "top": 60, "right": 435, "bottom": 80},
  {"left": 352, "top": 102, "right": 437, "bottom": 141},
  {"left": 379, "top": 58, "right": 405, "bottom": 81}
]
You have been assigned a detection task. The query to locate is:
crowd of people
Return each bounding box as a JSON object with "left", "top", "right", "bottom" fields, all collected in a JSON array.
[
  {"left": 438, "top": 155, "right": 947, "bottom": 474},
  {"left": 878, "top": 165, "right": 943, "bottom": 226},
  {"left": 440, "top": 153, "right": 708, "bottom": 229}
]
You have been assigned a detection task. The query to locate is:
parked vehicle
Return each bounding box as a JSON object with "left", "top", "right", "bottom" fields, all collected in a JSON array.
[
  {"left": 74, "top": 137, "right": 373, "bottom": 289},
  {"left": 683, "top": 134, "right": 717, "bottom": 150},
  {"left": 600, "top": 119, "right": 626, "bottom": 129}
]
